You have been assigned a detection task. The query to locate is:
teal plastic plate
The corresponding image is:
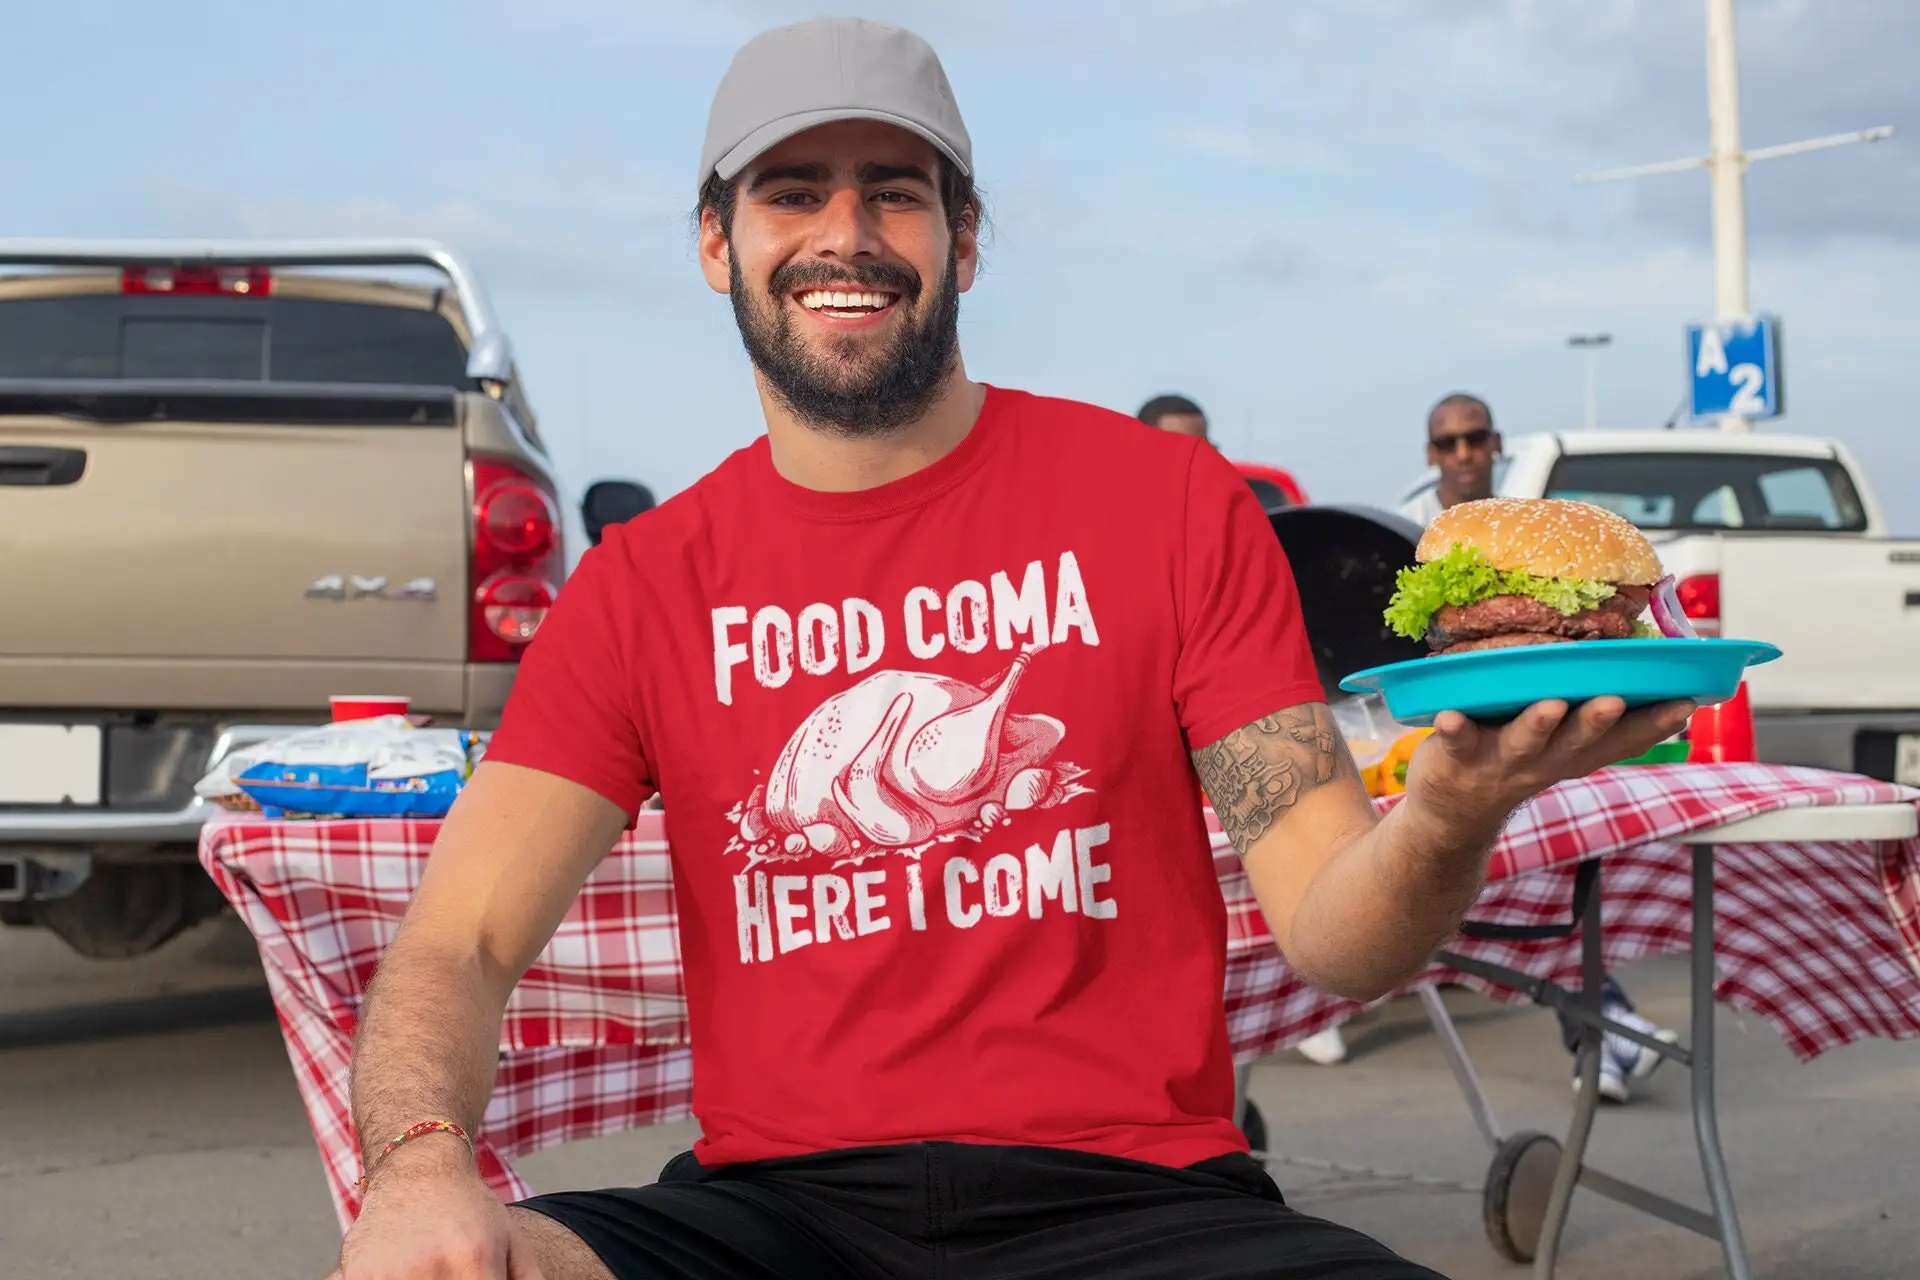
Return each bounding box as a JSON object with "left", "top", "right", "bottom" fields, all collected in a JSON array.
[{"left": 1337, "top": 638, "right": 1782, "bottom": 728}]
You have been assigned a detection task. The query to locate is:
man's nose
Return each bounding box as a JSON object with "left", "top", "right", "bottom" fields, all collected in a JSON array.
[{"left": 809, "top": 187, "right": 883, "bottom": 260}]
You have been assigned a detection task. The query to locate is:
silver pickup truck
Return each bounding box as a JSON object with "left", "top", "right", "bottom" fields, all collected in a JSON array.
[{"left": 0, "top": 239, "right": 648, "bottom": 958}]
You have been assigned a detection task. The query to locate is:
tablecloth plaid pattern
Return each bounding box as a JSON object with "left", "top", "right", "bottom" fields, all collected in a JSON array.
[{"left": 200, "top": 762, "right": 1920, "bottom": 1230}]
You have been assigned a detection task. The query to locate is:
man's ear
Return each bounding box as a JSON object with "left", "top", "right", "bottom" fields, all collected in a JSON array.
[
  {"left": 697, "top": 208, "right": 732, "bottom": 296},
  {"left": 952, "top": 206, "right": 980, "bottom": 295}
]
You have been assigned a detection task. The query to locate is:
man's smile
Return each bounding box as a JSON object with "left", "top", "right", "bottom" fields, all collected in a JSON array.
[{"left": 793, "top": 287, "right": 902, "bottom": 326}]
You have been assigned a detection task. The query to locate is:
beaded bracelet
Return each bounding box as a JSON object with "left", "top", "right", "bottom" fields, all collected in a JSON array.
[{"left": 354, "top": 1119, "right": 475, "bottom": 1192}]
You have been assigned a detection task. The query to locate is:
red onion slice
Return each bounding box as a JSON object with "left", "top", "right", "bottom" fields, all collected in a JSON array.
[{"left": 1649, "top": 574, "right": 1699, "bottom": 639}]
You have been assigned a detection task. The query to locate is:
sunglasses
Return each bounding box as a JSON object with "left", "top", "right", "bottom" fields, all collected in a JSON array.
[{"left": 1429, "top": 428, "right": 1493, "bottom": 453}]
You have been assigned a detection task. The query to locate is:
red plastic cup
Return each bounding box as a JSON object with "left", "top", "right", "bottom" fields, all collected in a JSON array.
[
  {"left": 330, "top": 695, "right": 412, "bottom": 723},
  {"left": 1687, "top": 681, "right": 1756, "bottom": 764}
]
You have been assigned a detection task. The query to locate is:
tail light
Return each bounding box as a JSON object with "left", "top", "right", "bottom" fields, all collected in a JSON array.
[
  {"left": 470, "top": 458, "right": 563, "bottom": 662},
  {"left": 1674, "top": 573, "right": 1721, "bottom": 637},
  {"left": 122, "top": 265, "right": 271, "bottom": 296}
]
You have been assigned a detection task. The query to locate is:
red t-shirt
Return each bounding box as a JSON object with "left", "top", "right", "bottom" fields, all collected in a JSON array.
[{"left": 483, "top": 385, "right": 1325, "bottom": 1170}]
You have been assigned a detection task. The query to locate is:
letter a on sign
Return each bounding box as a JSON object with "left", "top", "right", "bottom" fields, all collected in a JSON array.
[{"left": 1695, "top": 325, "right": 1728, "bottom": 378}]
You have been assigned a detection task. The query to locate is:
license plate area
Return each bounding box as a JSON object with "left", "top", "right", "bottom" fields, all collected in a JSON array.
[{"left": 0, "top": 723, "right": 105, "bottom": 806}]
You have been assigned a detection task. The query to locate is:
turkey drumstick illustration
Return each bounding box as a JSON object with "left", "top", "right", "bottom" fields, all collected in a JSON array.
[{"left": 736, "top": 652, "right": 1087, "bottom": 861}]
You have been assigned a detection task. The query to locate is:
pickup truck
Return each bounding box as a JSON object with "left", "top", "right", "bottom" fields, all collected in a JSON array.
[
  {"left": 1397, "top": 429, "right": 1920, "bottom": 785},
  {"left": 0, "top": 239, "right": 579, "bottom": 958}
]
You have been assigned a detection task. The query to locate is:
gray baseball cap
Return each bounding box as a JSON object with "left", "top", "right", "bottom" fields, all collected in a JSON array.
[{"left": 699, "top": 17, "right": 973, "bottom": 187}]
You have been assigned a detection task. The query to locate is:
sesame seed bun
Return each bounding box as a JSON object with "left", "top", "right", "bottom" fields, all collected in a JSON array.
[{"left": 1415, "top": 497, "right": 1663, "bottom": 585}]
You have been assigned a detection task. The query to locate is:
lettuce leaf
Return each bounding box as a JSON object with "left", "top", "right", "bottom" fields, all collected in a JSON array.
[{"left": 1383, "top": 544, "right": 1618, "bottom": 641}]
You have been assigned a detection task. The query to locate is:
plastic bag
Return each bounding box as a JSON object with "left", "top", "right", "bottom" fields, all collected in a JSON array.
[{"left": 200, "top": 716, "right": 485, "bottom": 819}]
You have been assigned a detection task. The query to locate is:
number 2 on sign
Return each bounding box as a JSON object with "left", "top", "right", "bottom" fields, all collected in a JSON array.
[{"left": 1729, "top": 363, "right": 1765, "bottom": 415}]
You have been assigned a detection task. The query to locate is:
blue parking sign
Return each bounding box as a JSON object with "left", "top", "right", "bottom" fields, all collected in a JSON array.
[{"left": 1687, "top": 315, "right": 1782, "bottom": 420}]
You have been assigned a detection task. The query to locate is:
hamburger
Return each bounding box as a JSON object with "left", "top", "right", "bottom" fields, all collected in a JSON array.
[{"left": 1384, "top": 497, "right": 1667, "bottom": 655}]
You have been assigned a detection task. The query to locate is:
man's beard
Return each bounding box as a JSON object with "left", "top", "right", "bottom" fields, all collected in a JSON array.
[{"left": 729, "top": 246, "right": 961, "bottom": 438}]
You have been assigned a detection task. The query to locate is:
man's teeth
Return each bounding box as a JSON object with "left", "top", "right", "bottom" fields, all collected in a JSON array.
[{"left": 799, "top": 290, "right": 895, "bottom": 311}]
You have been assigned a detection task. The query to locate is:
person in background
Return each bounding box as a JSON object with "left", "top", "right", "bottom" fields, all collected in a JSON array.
[
  {"left": 1401, "top": 391, "right": 1678, "bottom": 1103},
  {"left": 1137, "top": 392, "right": 1210, "bottom": 441},
  {"left": 1140, "top": 391, "right": 1347, "bottom": 1067},
  {"left": 1399, "top": 392, "right": 1500, "bottom": 526},
  {"left": 1137, "top": 394, "right": 1302, "bottom": 512}
]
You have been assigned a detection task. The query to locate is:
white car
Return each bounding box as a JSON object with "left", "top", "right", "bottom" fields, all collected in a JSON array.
[{"left": 1395, "top": 430, "right": 1920, "bottom": 784}]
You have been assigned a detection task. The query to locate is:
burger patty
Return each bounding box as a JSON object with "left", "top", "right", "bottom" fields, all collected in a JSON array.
[
  {"left": 1426, "top": 585, "right": 1651, "bottom": 649},
  {"left": 1434, "top": 632, "right": 1578, "bottom": 655}
]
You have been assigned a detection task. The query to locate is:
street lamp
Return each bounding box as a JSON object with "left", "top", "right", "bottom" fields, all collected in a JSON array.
[{"left": 1567, "top": 333, "right": 1612, "bottom": 431}]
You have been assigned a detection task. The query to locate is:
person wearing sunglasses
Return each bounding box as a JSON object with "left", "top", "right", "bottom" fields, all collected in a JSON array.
[{"left": 1399, "top": 393, "right": 1502, "bottom": 525}]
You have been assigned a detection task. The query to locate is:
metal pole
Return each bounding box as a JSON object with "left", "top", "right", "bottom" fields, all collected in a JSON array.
[
  {"left": 1691, "top": 843, "right": 1753, "bottom": 1277},
  {"left": 1567, "top": 334, "right": 1611, "bottom": 432},
  {"left": 1584, "top": 349, "right": 1598, "bottom": 432},
  {"left": 1705, "top": 0, "right": 1753, "bottom": 434}
]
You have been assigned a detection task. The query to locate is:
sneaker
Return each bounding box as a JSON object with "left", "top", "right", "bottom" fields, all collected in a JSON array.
[
  {"left": 1573, "top": 1051, "right": 1632, "bottom": 1104},
  {"left": 1606, "top": 1007, "right": 1681, "bottom": 1081},
  {"left": 1295, "top": 1025, "right": 1348, "bottom": 1065}
]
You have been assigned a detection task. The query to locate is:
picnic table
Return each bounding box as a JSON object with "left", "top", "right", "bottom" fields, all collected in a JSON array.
[{"left": 202, "top": 762, "right": 1920, "bottom": 1276}]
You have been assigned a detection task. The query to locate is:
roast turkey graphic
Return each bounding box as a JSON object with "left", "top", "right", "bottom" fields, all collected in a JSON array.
[{"left": 727, "top": 651, "right": 1091, "bottom": 864}]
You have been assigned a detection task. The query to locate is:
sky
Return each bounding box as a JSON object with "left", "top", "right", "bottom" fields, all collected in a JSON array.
[{"left": 8, "top": 0, "right": 1920, "bottom": 531}]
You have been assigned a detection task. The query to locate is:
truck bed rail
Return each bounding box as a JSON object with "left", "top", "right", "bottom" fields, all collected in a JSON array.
[{"left": 0, "top": 238, "right": 513, "bottom": 383}]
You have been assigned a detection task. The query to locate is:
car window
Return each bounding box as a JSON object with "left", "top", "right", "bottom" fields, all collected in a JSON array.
[
  {"left": 1551, "top": 490, "right": 1676, "bottom": 526},
  {"left": 1757, "top": 466, "right": 1845, "bottom": 527},
  {"left": 1544, "top": 451, "right": 1866, "bottom": 532},
  {"left": 1245, "top": 477, "right": 1291, "bottom": 510},
  {"left": 0, "top": 293, "right": 473, "bottom": 388}
]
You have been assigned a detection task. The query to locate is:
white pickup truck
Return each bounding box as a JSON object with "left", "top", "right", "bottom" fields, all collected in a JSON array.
[{"left": 1396, "top": 429, "right": 1920, "bottom": 785}]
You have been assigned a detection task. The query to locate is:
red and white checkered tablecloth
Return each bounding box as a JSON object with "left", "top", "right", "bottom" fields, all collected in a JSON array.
[{"left": 200, "top": 762, "right": 1920, "bottom": 1231}]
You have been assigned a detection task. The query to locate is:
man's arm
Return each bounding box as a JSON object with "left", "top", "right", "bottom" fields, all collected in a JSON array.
[
  {"left": 1192, "top": 704, "right": 1495, "bottom": 1002},
  {"left": 347, "top": 760, "right": 630, "bottom": 1185},
  {"left": 1193, "top": 696, "right": 1690, "bottom": 1003}
]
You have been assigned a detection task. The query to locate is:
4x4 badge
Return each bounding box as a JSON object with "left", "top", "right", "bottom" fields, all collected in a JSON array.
[{"left": 306, "top": 575, "right": 437, "bottom": 601}]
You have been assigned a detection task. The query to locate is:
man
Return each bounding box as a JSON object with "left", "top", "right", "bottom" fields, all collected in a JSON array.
[
  {"left": 1399, "top": 392, "right": 1501, "bottom": 525},
  {"left": 332, "top": 20, "right": 1689, "bottom": 1279},
  {"left": 1137, "top": 392, "right": 1209, "bottom": 441},
  {"left": 1399, "top": 392, "right": 1678, "bottom": 1104},
  {"left": 1139, "top": 393, "right": 1303, "bottom": 510}
]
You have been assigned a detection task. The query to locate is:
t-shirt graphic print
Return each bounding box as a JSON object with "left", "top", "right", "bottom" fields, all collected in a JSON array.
[
  {"left": 723, "top": 559, "right": 1107, "bottom": 964},
  {"left": 484, "top": 386, "right": 1326, "bottom": 1172}
]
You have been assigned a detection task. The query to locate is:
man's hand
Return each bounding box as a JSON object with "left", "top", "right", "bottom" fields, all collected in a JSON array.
[
  {"left": 328, "top": 1146, "right": 546, "bottom": 1279},
  {"left": 1406, "top": 696, "right": 1695, "bottom": 839}
]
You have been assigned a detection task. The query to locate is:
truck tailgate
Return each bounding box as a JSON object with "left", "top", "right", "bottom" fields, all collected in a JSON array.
[
  {"left": 1720, "top": 536, "right": 1920, "bottom": 711},
  {"left": 0, "top": 385, "right": 469, "bottom": 712}
]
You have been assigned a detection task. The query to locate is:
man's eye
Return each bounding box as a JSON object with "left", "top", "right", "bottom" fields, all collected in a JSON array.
[
  {"left": 873, "top": 190, "right": 918, "bottom": 205},
  {"left": 772, "top": 192, "right": 817, "bottom": 207}
]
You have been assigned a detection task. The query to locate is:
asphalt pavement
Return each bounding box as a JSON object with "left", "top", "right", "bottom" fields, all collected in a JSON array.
[{"left": 2, "top": 911, "right": 1916, "bottom": 1279}]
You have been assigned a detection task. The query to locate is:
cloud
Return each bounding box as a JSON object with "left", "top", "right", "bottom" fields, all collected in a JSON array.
[
  {"left": 150, "top": 184, "right": 664, "bottom": 299},
  {"left": 1395, "top": 0, "right": 1919, "bottom": 244}
]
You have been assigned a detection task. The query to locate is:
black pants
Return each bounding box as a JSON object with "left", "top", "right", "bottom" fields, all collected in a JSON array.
[{"left": 515, "top": 1141, "right": 1447, "bottom": 1279}]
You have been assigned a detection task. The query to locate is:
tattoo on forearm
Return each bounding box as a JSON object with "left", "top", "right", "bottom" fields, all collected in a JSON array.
[{"left": 1191, "top": 704, "right": 1356, "bottom": 853}]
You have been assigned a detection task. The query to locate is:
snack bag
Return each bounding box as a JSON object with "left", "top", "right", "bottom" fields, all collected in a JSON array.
[{"left": 222, "top": 717, "right": 482, "bottom": 818}]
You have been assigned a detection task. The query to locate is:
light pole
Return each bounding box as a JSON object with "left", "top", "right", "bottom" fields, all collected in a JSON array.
[
  {"left": 1575, "top": 0, "right": 1894, "bottom": 434},
  {"left": 1567, "top": 334, "right": 1612, "bottom": 431}
]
